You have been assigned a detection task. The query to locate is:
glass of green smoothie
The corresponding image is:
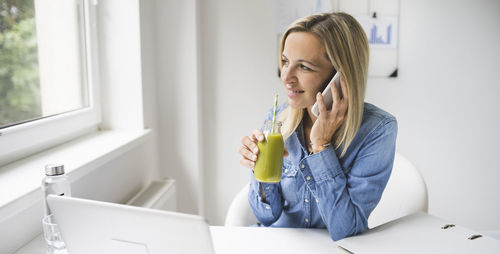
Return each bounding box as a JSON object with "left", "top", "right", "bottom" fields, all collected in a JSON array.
[{"left": 254, "top": 120, "right": 284, "bottom": 183}]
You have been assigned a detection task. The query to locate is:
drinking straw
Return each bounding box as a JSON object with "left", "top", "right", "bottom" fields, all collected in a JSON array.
[{"left": 271, "top": 94, "right": 278, "bottom": 133}]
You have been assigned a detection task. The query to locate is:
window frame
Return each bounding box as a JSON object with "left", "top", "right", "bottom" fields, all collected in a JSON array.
[{"left": 0, "top": 0, "right": 101, "bottom": 166}]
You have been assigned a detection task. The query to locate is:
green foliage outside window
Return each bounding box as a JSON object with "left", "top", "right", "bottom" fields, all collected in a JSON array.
[{"left": 0, "top": 0, "right": 41, "bottom": 128}]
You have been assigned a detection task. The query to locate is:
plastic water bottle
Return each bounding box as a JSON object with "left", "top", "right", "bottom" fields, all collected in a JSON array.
[
  {"left": 41, "top": 164, "right": 71, "bottom": 216},
  {"left": 41, "top": 164, "right": 71, "bottom": 254}
]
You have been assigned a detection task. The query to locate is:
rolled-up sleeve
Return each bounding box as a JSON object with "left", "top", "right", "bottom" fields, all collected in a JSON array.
[
  {"left": 248, "top": 172, "right": 283, "bottom": 226},
  {"left": 301, "top": 118, "right": 398, "bottom": 241}
]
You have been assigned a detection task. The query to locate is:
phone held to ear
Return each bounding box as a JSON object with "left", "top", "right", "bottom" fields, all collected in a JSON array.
[{"left": 311, "top": 71, "right": 341, "bottom": 117}]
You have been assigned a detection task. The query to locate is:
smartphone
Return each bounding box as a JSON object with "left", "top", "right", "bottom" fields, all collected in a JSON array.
[{"left": 311, "top": 71, "right": 341, "bottom": 117}]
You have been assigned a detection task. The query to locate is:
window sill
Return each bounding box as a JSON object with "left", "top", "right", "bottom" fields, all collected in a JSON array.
[{"left": 0, "top": 129, "right": 151, "bottom": 217}]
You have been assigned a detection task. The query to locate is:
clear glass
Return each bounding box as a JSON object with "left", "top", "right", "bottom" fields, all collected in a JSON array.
[
  {"left": 42, "top": 214, "right": 68, "bottom": 254},
  {"left": 0, "top": 0, "right": 89, "bottom": 129},
  {"left": 254, "top": 120, "right": 284, "bottom": 183}
]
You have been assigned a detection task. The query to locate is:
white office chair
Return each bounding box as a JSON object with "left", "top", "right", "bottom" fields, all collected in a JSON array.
[{"left": 224, "top": 153, "right": 428, "bottom": 228}]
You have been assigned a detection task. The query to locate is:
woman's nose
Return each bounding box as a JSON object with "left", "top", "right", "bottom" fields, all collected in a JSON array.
[{"left": 281, "top": 66, "right": 296, "bottom": 84}]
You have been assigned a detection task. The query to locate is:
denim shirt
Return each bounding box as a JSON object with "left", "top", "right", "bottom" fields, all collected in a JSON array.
[{"left": 248, "top": 102, "right": 398, "bottom": 241}]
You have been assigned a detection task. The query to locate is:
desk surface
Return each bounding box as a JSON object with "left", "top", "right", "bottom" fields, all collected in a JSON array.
[
  {"left": 15, "top": 225, "right": 500, "bottom": 254},
  {"left": 15, "top": 226, "right": 348, "bottom": 254},
  {"left": 210, "top": 226, "right": 347, "bottom": 254}
]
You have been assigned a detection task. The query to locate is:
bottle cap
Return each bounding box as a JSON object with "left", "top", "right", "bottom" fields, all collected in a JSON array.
[{"left": 45, "top": 164, "right": 65, "bottom": 176}]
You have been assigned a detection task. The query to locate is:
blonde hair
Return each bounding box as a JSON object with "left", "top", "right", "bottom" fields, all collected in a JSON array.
[{"left": 278, "top": 12, "right": 369, "bottom": 158}]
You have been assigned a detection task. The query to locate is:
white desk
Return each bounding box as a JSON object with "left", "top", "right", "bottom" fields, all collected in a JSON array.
[
  {"left": 210, "top": 226, "right": 347, "bottom": 254},
  {"left": 15, "top": 225, "right": 500, "bottom": 254},
  {"left": 15, "top": 226, "right": 348, "bottom": 254}
]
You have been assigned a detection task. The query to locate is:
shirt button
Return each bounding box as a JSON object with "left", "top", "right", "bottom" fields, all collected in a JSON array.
[
  {"left": 306, "top": 176, "right": 311, "bottom": 181},
  {"left": 284, "top": 169, "right": 288, "bottom": 173},
  {"left": 315, "top": 198, "right": 319, "bottom": 203},
  {"left": 300, "top": 164, "right": 305, "bottom": 169},
  {"left": 265, "top": 186, "right": 270, "bottom": 190},
  {"left": 305, "top": 218, "right": 309, "bottom": 223},
  {"left": 266, "top": 206, "right": 271, "bottom": 210},
  {"left": 305, "top": 199, "right": 309, "bottom": 203}
]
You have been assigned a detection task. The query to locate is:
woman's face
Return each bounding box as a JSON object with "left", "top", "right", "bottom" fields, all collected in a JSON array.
[{"left": 281, "top": 32, "right": 335, "bottom": 110}]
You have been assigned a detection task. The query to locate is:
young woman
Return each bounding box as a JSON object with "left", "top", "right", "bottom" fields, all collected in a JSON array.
[{"left": 238, "top": 12, "right": 398, "bottom": 241}]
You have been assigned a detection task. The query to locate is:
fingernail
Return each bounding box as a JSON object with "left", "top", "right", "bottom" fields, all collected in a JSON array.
[
  {"left": 250, "top": 162, "right": 255, "bottom": 166},
  {"left": 253, "top": 148, "right": 259, "bottom": 153},
  {"left": 259, "top": 135, "right": 264, "bottom": 141},
  {"left": 253, "top": 155, "right": 257, "bottom": 160}
]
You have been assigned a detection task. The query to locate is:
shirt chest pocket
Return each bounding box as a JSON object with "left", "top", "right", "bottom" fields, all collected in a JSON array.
[{"left": 282, "top": 161, "right": 298, "bottom": 177}]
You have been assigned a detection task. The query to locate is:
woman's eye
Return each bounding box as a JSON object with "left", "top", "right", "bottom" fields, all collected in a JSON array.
[
  {"left": 300, "top": 64, "right": 312, "bottom": 71},
  {"left": 282, "top": 59, "right": 289, "bottom": 65}
]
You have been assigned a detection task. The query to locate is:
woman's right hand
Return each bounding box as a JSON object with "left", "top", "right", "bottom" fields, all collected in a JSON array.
[
  {"left": 238, "top": 129, "right": 288, "bottom": 169},
  {"left": 238, "top": 129, "right": 265, "bottom": 169}
]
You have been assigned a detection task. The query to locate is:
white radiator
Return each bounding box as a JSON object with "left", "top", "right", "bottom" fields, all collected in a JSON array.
[{"left": 127, "top": 178, "right": 177, "bottom": 211}]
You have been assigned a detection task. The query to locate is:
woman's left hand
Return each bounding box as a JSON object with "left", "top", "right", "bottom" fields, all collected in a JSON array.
[{"left": 310, "top": 75, "right": 349, "bottom": 153}]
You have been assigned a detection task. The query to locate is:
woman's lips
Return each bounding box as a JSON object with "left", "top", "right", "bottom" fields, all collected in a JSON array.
[{"left": 287, "top": 89, "right": 304, "bottom": 98}]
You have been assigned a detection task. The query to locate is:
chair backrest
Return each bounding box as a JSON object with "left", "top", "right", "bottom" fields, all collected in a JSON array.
[
  {"left": 367, "top": 153, "right": 428, "bottom": 228},
  {"left": 224, "top": 153, "right": 428, "bottom": 228},
  {"left": 224, "top": 183, "right": 256, "bottom": 226}
]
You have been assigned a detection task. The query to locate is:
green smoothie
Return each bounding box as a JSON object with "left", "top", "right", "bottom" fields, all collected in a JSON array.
[{"left": 254, "top": 133, "right": 284, "bottom": 183}]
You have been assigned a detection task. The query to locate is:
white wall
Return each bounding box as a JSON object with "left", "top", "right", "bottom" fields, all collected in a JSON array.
[
  {"left": 365, "top": 0, "right": 500, "bottom": 229},
  {"left": 172, "top": 0, "right": 500, "bottom": 228},
  {"left": 154, "top": 0, "right": 203, "bottom": 215}
]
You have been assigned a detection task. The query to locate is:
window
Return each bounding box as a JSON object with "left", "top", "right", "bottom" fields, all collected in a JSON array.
[{"left": 0, "top": 0, "right": 100, "bottom": 166}]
